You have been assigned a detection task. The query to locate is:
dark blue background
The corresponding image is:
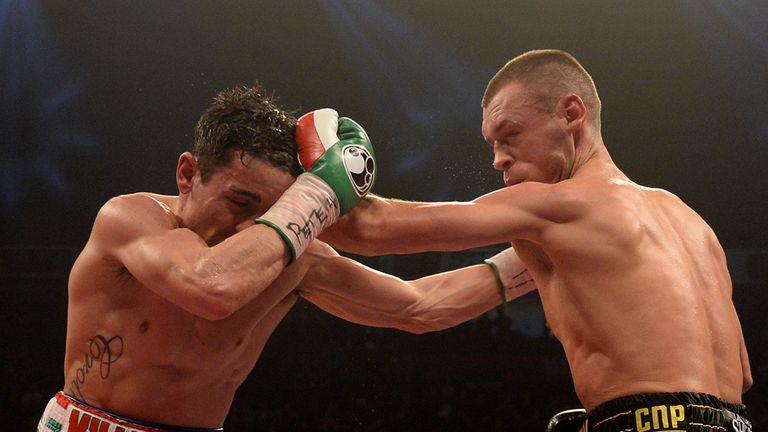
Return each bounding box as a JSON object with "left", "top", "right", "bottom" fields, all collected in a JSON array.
[{"left": 2, "top": 1, "right": 766, "bottom": 429}]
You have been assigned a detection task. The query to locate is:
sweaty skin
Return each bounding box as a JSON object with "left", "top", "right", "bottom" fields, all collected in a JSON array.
[
  {"left": 62, "top": 155, "right": 525, "bottom": 428},
  {"left": 321, "top": 81, "right": 751, "bottom": 410}
]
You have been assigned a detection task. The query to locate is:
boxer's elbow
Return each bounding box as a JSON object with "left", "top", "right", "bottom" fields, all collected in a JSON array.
[
  {"left": 181, "top": 276, "right": 240, "bottom": 320},
  {"left": 400, "top": 316, "right": 459, "bottom": 334},
  {"left": 197, "top": 269, "right": 275, "bottom": 320},
  {"left": 172, "top": 263, "right": 246, "bottom": 321},
  {"left": 200, "top": 282, "right": 243, "bottom": 320},
  {"left": 395, "top": 319, "right": 436, "bottom": 335}
]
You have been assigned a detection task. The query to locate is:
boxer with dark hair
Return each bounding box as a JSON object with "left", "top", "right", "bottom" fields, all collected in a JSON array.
[{"left": 36, "top": 86, "right": 535, "bottom": 431}]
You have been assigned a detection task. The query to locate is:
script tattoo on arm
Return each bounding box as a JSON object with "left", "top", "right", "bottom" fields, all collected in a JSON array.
[{"left": 68, "top": 335, "right": 124, "bottom": 403}]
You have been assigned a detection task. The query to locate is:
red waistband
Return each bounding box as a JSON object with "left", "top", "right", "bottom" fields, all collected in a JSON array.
[{"left": 54, "top": 392, "right": 223, "bottom": 432}]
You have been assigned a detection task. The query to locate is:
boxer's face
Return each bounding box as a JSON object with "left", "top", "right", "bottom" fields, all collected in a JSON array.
[
  {"left": 178, "top": 153, "right": 295, "bottom": 245},
  {"left": 481, "top": 82, "right": 574, "bottom": 186}
]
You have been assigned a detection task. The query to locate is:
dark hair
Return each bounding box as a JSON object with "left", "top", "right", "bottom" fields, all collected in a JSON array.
[{"left": 192, "top": 84, "right": 302, "bottom": 181}]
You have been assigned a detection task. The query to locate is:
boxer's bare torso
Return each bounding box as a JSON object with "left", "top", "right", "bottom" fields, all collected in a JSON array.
[
  {"left": 322, "top": 79, "right": 751, "bottom": 411},
  {"left": 325, "top": 158, "right": 751, "bottom": 411},
  {"left": 64, "top": 192, "right": 306, "bottom": 427},
  {"left": 62, "top": 173, "right": 515, "bottom": 427},
  {"left": 508, "top": 159, "right": 749, "bottom": 410},
  {"left": 62, "top": 156, "right": 317, "bottom": 427}
]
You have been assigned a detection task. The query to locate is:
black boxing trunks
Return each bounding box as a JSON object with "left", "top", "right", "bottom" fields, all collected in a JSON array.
[
  {"left": 585, "top": 392, "right": 751, "bottom": 432},
  {"left": 38, "top": 392, "right": 224, "bottom": 432}
]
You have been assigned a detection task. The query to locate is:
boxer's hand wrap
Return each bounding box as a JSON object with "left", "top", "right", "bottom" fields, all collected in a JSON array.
[
  {"left": 484, "top": 248, "right": 537, "bottom": 302},
  {"left": 295, "top": 108, "right": 377, "bottom": 214},
  {"left": 256, "top": 108, "right": 376, "bottom": 263},
  {"left": 256, "top": 173, "right": 340, "bottom": 262}
]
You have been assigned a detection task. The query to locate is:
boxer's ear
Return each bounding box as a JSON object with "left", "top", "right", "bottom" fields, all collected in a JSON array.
[
  {"left": 177, "top": 152, "right": 199, "bottom": 194},
  {"left": 558, "top": 93, "right": 587, "bottom": 134}
]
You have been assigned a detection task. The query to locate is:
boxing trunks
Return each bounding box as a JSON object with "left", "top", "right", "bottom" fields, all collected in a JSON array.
[
  {"left": 38, "top": 392, "right": 224, "bottom": 432},
  {"left": 585, "top": 392, "right": 751, "bottom": 432}
]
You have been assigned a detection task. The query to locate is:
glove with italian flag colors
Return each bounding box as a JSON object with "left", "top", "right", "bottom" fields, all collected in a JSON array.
[
  {"left": 296, "top": 108, "right": 376, "bottom": 213},
  {"left": 256, "top": 108, "right": 376, "bottom": 262}
]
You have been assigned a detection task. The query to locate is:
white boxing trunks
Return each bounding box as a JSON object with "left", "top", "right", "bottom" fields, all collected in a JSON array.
[{"left": 37, "top": 392, "right": 224, "bottom": 432}]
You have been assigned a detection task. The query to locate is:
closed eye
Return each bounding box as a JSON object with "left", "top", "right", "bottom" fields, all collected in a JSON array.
[
  {"left": 503, "top": 126, "right": 522, "bottom": 140},
  {"left": 227, "top": 186, "right": 261, "bottom": 210},
  {"left": 229, "top": 187, "right": 261, "bottom": 205},
  {"left": 485, "top": 124, "right": 521, "bottom": 149},
  {"left": 228, "top": 198, "right": 249, "bottom": 208}
]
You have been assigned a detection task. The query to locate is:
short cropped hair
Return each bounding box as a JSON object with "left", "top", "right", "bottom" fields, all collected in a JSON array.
[
  {"left": 482, "top": 49, "right": 602, "bottom": 128},
  {"left": 193, "top": 84, "right": 301, "bottom": 181}
]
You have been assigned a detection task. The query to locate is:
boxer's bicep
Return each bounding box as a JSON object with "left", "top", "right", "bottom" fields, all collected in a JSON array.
[
  {"left": 94, "top": 195, "right": 277, "bottom": 320},
  {"left": 374, "top": 182, "right": 559, "bottom": 251},
  {"left": 92, "top": 196, "right": 195, "bottom": 285},
  {"left": 93, "top": 197, "right": 228, "bottom": 318}
]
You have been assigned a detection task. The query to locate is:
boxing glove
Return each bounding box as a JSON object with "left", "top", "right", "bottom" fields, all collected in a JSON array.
[
  {"left": 484, "top": 247, "right": 538, "bottom": 302},
  {"left": 295, "top": 108, "right": 376, "bottom": 213},
  {"left": 256, "top": 109, "right": 376, "bottom": 262}
]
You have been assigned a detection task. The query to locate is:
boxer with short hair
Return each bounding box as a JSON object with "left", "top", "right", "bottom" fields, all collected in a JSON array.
[
  {"left": 320, "top": 49, "right": 753, "bottom": 431},
  {"left": 37, "top": 85, "right": 536, "bottom": 431}
]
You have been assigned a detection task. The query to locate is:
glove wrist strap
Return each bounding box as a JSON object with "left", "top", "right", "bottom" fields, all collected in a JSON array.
[
  {"left": 484, "top": 248, "right": 537, "bottom": 302},
  {"left": 256, "top": 173, "right": 340, "bottom": 262}
]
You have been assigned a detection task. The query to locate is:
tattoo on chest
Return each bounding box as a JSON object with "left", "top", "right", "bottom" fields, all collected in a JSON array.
[{"left": 68, "top": 335, "right": 124, "bottom": 403}]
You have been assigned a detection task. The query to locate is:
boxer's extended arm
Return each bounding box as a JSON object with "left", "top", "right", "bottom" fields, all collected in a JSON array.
[
  {"left": 298, "top": 243, "right": 536, "bottom": 334},
  {"left": 90, "top": 194, "right": 291, "bottom": 320},
  {"left": 321, "top": 181, "right": 575, "bottom": 256}
]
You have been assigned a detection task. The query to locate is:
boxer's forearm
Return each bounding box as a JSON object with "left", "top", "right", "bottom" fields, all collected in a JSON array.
[
  {"left": 299, "top": 251, "right": 506, "bottom": 334},
  {"left": 320, "top": 195, "right": 482, "bottom": 255},
  {"left": 318, "top": 195, "right": 394, "bottom": 254},
  {"left": 403, "top": 264, "right": 505, "bottom": 333}
]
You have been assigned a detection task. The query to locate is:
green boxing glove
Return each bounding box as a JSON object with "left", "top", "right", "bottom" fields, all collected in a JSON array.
[
  {"left": 295, "top": 108, "right": 377, "bottom": 213},
  {"left": 256, "top": 109, "right": 377, "bottom": 262}
]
